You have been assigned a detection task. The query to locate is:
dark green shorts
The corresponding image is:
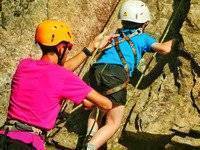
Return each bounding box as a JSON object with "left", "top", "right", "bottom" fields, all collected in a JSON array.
[{"left": 89, "top": 64, "right": 128, "bottom": 105}]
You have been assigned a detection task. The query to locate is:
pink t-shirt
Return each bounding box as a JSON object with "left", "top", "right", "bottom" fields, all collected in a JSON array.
[{"left": 2, "top": 58, "right": 92, "bottom": 149}]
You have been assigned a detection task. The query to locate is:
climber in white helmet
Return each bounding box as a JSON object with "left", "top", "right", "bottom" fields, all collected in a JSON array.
[{"left": 84, "top": 0, "right": 176, "bottom": 149}]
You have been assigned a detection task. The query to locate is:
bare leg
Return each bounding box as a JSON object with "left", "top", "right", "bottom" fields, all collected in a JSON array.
[
  {"left": 88, "top": 104, "right": 125, "bottom": 149},
  {"left": 87, "top": 107, "right": 105, "bottom": 137}
]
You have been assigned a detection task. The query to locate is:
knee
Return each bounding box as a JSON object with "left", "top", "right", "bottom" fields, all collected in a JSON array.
[{"left": 106, "top": 118, "right": 121, "bottom": 131}]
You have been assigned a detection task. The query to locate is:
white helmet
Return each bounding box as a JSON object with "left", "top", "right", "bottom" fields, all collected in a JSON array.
[{"left": 119, "top": 0, "right": 151, "bottom": 23}]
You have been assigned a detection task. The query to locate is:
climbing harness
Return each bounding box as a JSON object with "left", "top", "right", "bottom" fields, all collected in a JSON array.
[
  {"left": 0, "top": 120, "right": 42, "bottom": 150},
  {"left": 105, "top": 28, "right": 142, "bottom": 49},
  {"left": 1, "top": 119, "right": 45, "bottom": 136},
  {"left": 104, "top": 29, "right": 142, "bottom": 95},
  {"left": 81, "top": 29, "right": 143, "bottom": 147}
]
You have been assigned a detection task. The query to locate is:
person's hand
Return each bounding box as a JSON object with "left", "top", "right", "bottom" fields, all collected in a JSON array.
[
  {"left": 83, "top": 99, "right": 95, "bottom": 110},
  {"left": 88, "top": 32, "right": 119, "bottom": 51}
]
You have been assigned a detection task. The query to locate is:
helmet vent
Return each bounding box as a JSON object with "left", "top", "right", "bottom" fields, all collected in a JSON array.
[
  {"left": 123, "top": 11, "right": 128, "bottom": 17},
  {"left": 67, "top": 32, "right": 71, "bottom": 39},
  {"left": 136, "top": 14, "right": 138, "bottom": 19},
  {"left": 54, "top": 26, "right": 57, "bottom": 29},
  {"left": 51, "top": 34, "right": 55, "bottom": 42}
]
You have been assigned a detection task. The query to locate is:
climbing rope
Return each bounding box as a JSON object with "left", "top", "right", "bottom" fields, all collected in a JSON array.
[
  {"left": 129, "top": 0, "right": 188, "bottom": 97},
  {"left": 47, "top": 0, "right": 187, "bottom": 146},
  {"left": 70, "top": 0, "right": 184, "bottom": 146},
  {"left": 46, "top": 0, "right": 121, "bottom": 143}
]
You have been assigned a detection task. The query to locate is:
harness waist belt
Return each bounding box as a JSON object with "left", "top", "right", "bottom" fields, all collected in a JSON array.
[{"left": 3, "top": 119, "right": 45, "bottom": 136}]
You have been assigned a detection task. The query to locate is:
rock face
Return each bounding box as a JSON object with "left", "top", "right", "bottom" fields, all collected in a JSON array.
[
  {"left": 114, "top": 0, "right": 200, "bottom": 149},
  {"left": 0, "top": 0, "right": 200, "bottom": 150}
]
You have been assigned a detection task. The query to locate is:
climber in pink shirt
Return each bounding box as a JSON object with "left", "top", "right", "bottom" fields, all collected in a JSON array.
[{"left": 0, "top": 20, "right": 117, "bottom": 150}]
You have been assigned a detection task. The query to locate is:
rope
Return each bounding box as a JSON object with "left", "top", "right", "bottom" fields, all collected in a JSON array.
[
  {"left": 46, "top": 0, "right": 121, "bottom": 142},
  {"left": 131, "top": 0, "right": 186, "bottom": 92},
  {"left": 82, "top": 108, "right": 100, "bottom": 146},
  {"left": 63, "top": 0, "right": 121, "bottom": 115},
  {"left": 75, "top": 0, "right": 121, "bottom": 146}
]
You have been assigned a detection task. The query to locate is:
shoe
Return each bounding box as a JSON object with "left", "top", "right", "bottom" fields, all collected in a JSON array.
[
  {"left": 82, "top": 135, "right": 93, "bottom": 150},
  {"left": 81, "top": 143, "right": 96, "bottom": 150}
]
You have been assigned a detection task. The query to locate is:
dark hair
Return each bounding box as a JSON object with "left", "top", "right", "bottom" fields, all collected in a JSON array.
[
  {"left": 38, "top": 44, "right": 57, "bottom": 55},
  {"left": 38, "top": 41, "right": 68, "bottom": 55},
  {"left": 121, "top": 20, "right": 144, "bottom": 30}
]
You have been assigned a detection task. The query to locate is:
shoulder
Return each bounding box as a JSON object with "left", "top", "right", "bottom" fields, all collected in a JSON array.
[
  {"left": 140, "top": 32, "right": 157, "bottom": 45},
  {"left": 18, "top": 58, "right": 33, "bottom": 64},
  {"left": 140, "top": 32, "right": 156, "bottom": 40},
  {"left": 58, "top": 66, "right": 82, "bottom": 81},
  {"left": 16, "top": 58, "right": 34, "bottom": 70}
]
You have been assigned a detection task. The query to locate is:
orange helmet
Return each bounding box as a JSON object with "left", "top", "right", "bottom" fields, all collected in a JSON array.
[{"left": 35, "top": 20, "right": 73, "bottom": 46}]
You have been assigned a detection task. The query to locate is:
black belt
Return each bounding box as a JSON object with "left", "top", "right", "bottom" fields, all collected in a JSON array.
[{"left": 2, "top": 119, "right": 46, "bottom": 136}]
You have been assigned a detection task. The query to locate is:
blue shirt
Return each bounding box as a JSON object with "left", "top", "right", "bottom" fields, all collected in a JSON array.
[{"left": 96, "top": 28, "right": 157, "bottom": 77}]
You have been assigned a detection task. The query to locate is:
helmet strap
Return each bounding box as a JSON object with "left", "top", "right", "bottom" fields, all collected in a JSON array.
[
  {"left": 57, "top": 46, "right": 67, "bottom": 65},
  {"left": 141, "top": 21, "right": 149, "bottom": 31}
]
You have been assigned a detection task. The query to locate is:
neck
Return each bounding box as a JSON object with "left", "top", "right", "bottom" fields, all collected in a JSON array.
[{"left": 41, "top": 53, "right": 58, "bottom": 64}]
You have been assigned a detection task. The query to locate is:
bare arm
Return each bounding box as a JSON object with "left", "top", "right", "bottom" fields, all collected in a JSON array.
[
  {"left": 83, "top": 99, "right": 95, "bottom": 110},
  {"left": 63, "top": 47, "right": 91, "bottom": 71},
  {"left": 85, "top": 89, "right": 112, "bottom": 111},
  {"left": 151, "top": 40, "right": 174, "bottom": 55},
  {"left": 63, "top": 33, "right": 119, "bottom": 71}
]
